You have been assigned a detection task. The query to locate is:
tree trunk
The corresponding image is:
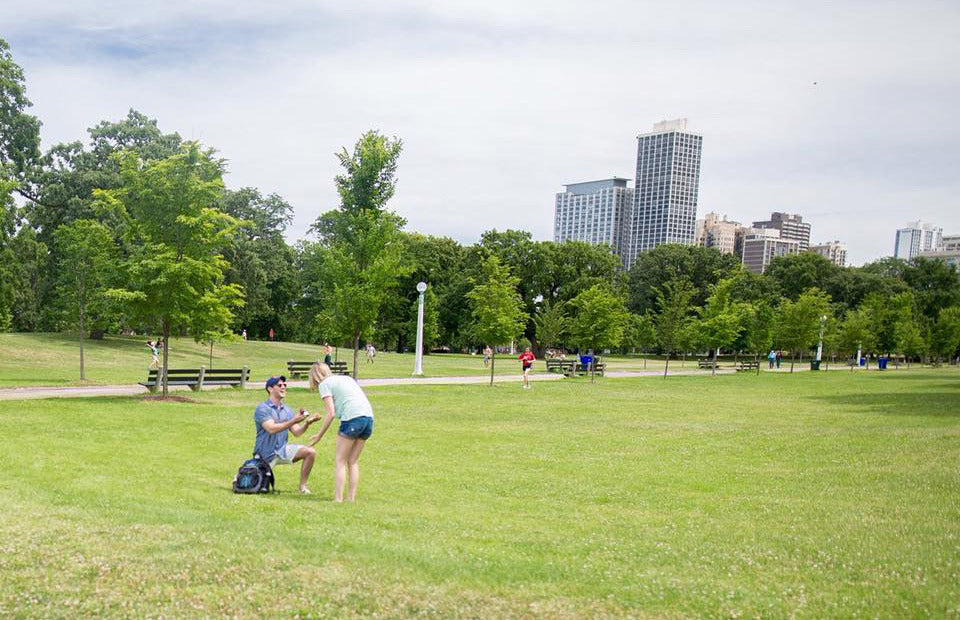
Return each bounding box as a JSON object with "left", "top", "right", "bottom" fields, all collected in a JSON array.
[
  {"left": 490, "top": 352, "right": 496, "bottom": 386},
  {"left": 755, "top": 352, "right": 760, "bottom": 376},
  {"left": 161, "top": 321, "right": 171, "bottom": 398},
  {"left": 352, "top": 333, "right": 360, "bottom": 379},
  {"left": 712, "top": 347, "right": 718, "bottom": 377},
  {"left": 663, "top": 355, "right": 670, "bottom": 378},
  {"left": 790, "top": 351, "right": 796, "bottom": 374}
]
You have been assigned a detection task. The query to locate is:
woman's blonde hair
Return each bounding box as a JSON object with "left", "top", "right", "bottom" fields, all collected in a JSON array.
[{"left": 308, "top": 362, "right": 332, "bottom": 392}]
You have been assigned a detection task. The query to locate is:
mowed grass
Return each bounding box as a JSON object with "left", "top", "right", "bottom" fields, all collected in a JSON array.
[
  {"left": 2, "top": 371, "right": 959, "bottom": 619},
  {"left": 0, "top": 333, "right": 536, "bottom": 388}
]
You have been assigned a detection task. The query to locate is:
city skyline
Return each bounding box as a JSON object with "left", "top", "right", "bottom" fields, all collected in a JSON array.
[{"left": 4, "top": 1, "right": 959, "bottom": 267}]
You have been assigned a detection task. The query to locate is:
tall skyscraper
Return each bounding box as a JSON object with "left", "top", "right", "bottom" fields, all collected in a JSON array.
[
  {"left": 553, "top": 178, "right": 634, "bottom": 267},
  {"left": 894, "top": 221, "right": 943, "bottom": 259},
  {"left": 627, "top": 119, "right": 703, "bottom": 265},
  {"left": 752, "top": 212, "right": 811, "bottom": 252}
]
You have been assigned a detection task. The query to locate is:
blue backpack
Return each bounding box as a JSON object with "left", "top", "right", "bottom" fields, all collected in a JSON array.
[{"left": 233, "top": 455, "right": 275, "bottom": 494}]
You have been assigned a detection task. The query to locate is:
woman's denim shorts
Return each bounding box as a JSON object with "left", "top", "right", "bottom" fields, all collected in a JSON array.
[{"left": 338, "top": 416, "right": 374, "bottom": 440}]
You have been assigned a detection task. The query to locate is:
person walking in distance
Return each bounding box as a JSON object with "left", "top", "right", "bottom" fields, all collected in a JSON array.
[
  {"left": 309, "top": 363, "right": 375, "bottom": 503},
  {"left": 518, "top": 346, "right": 535, "bottom": 389},
  {"left": 483, "top": 345, "right": 492, "bottom": 368}
]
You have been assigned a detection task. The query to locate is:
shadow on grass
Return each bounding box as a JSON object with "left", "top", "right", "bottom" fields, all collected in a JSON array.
[{"left": 809, "top": 390, "right": 960, "bottom": 418}]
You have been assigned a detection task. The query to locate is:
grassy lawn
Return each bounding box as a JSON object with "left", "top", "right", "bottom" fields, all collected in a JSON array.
[{"left": 2, "top": 370, "right": 958, "bottom": 619}]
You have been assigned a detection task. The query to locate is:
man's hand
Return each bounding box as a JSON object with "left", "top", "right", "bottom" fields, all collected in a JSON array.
[{"left": 292, "top": 412, "right": 307, "bottom": 424}]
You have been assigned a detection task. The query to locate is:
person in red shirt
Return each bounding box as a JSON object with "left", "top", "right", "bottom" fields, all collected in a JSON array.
[{"left": 518, "top": 346, "right": 535, "bottom": 389}]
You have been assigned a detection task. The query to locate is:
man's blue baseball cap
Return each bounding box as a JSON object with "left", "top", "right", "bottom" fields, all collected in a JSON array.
[{"left": 265, "top": 376, "right": 287, "bottom": 390}]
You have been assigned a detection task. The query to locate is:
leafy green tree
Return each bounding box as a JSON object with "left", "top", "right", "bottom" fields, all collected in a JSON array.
[
  {"left": 466, "top": 256, "right": 528, "bottom": 386},
  {"left": 96, "top": 144, "right": 243, "bottom": 397},
  {"left": 0, "top": 179, "right": 17, "bottom": 330},
  {"left": 53, "top": 220, "right": 117, "bottom": 379},
  {"left": 861, "top": 291, "right": 915, "bottom": 356},
  {"left": 901, "top": 257, "right": 960, "bottom": 322},
  {"left": 740, "top": 302, "right": 776, "bottom": 367},
  {"left": 8, "top": 226, "right": 49, "bottom": 331},
  {"left": 766, "top": 253, "right": 839, "bottom": 301},
  {"left": 532, "top": 300, "right": 568, "bottom": 353},
  {"left": 0, "top": 38, "right": 42, "bottom": 191},
  {"left": 894, "top": 316, "right": 926, "bottom": 368},
  {"left": 837, "top": 307, "right": 876, "bottom": 371},
  {"left": 627, "top": 245, "right": 739, "bottom": 315},
  {"left": 655, "top": 278, "right": 696, "bottom": 378},
  {"left": 776, "top": 288, "right": 833, "bottom": 372},
  {"left": 696, "top": 277, "right": 745, "bottom": 376},
  {"left": 311, "top": 131, "right": 410, "bottom": 375},
  {"left": 623, "top": 313, "right": 657, "bottom": 368},
  {"left": 930, "top": 306, "right": 960, "bottom": 363},
  {"left": 567, "top": 285, "right": 628, "bottom": 381}
]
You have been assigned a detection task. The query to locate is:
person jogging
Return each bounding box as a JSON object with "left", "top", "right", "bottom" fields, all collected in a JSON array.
[{"left": 518, "top": 346, "right": 535, "bottom": 389}]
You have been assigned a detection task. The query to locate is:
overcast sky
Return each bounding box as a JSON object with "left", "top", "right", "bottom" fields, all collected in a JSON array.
[{"left": 4, "top": 0, "right": 959, "bottom": 266}]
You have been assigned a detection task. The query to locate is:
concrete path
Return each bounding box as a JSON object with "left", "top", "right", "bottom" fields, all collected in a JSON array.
[{"left": 0, "top": 368, "right": 738, "bottom": 401}]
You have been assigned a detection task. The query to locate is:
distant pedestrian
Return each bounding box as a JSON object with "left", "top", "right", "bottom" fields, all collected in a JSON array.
[
  {"left": 146, "top": 339, "right": 160, "bottom": 369},
  {"left": 518, "top": 346, "right": 535, "bottom": 389},
  {"left": 767, "top": 349, "right": 776, "bottom": 369},
  {"left": 366, "top": 343, "right": 376, "bottom": 363},
  {"left": 242, "top": 329, "right": 247, "bottom": 341},
  {"left": 483, "top": 345, "right": 492, "bottom": 368},
  {"left": 269, "top": 328, "right": 275, "bottom": 341},
  {"left": 775, "top": 350, "right": 782, "bottom": 369},
  {"left": 323, "top": 344, "right": 333, "bottom": 365}
]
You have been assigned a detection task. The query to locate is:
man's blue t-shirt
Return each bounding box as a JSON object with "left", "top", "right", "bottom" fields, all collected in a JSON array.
[{"left": 253, "top": 400, "right": 294, "bottom": 460}]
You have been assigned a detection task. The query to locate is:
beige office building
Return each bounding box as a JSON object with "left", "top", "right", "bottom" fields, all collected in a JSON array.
[
  {"left": 809, "top": 240, "right": 847, "bottom": 267},
  {"left": 752, "top": 212, "right": 811, "bottom": 252},
  {"left": 695, "top": 212, "right": 740, "bottom": 254},
  {"left": 741, "top": 229, "right": 800, "bottom": 274}
]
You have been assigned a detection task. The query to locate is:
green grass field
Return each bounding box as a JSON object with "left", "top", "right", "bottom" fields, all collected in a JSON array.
[
  {"left": 2, "top": 370, "right": 958, "bottom": 619},
  {"left": 0, "top": 333, "right": 693, "bottom": 388}
]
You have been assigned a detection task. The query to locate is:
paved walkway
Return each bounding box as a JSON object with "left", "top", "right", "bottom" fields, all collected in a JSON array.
[{"left": 0, "top": 368, "right": 739, "bottom": 401}]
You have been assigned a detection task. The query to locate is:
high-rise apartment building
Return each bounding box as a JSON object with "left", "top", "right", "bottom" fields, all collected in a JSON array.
[
  {"left": 553, "top": 178, "right": 634, "bottom": 267},
  {"left": 809, "top": 241, "right": 847, "bottom": 267},
  {"left": 894, "top": 221, "right": 943, "bottom": 260},
  {"left": 695, "top": 212, "right": 740, "bottom": 255},
  {"left": 741, "top": 229, "right": 800, "bottom": 274},
  {"left": 752, "top": 212, "right": 811, "bottom": 252},
  {"left": 626, "top": 119, "right": 702, "bottom": 266}
]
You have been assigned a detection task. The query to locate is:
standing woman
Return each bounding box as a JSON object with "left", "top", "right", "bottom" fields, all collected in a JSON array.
[{"left": 309, "top": 363, "right": 375, "bottom": 502}]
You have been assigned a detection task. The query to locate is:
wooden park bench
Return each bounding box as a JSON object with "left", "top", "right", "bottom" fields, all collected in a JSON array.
[
  {"left": 697, "top": 358, "right": 716, "bottom": 370},
  {"left": 140, "top": 366, "right": 249, "bottom": 393},
  {"left": 736, "top": 360, "right": 760, "bottom": 372},
  {"left": 287, "top": 360, "right": 352, "bottom": 379},
  {"left": 546, "top": 359, "right": 576, "bottom": 376},
  {"left": 574, "top": 359, "right": 606, "bottom": 376}
]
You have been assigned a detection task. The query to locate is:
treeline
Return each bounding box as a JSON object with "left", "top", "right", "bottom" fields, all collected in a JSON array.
[{"left": 2, "top": 38, "right": 960, "bottom": 377}]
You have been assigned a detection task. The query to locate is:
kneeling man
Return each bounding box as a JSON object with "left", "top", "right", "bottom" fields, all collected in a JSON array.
[{"left": 254, "top": 375, "right": 321, "bottom": 493}]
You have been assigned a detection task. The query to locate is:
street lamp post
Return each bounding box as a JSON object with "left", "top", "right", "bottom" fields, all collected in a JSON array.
[
  {"left": 816, "top": 314, "right": 827, "bottom": 364},
  {"left": 413, "top": 281, "right": 427, "bottom": 376}
]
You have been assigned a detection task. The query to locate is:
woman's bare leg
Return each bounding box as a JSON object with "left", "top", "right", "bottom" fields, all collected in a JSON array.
[
  {"left": 346, "top": 439, "right": 367, "bottom": 502},
  {"left": 334, "top": 436, "right": 355, "bottom": 502}
]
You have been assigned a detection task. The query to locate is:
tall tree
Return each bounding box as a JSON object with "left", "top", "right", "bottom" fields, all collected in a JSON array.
[
  {"left": 776, "top": 288, "right": 833, "bottom": 372},
  {"left": 311, "top": 131, "right": 409, "bottom": 376},
  {"left": 532, "top": 300, "right": 568, "bottom": 354},
  {"left": 655, "top": 278, "right": 696, "bottom": 378},
  {"left": 466, "top": 255, "right": 528, "bottom": 386},
  {"left": 0, "top": 38, "right": 42, "bottom": 192},
  {"left": 53, "top": 220, "right": 117, "bottom": 379},
  {"left": 566, "top": 285, "right": 628, "bottom": 381},
  {"left": 627, "top": 245, "right": 739, "bottom": 315},
  {"left": 837, "top": 307, "right": 876, "bottom": 371},
  {"left": 765, "top": 253, "right": 839, "bottom": 301},
  {"left": 97, "top": 144, "right": 243, "bottom": 397},
  {"left": 696, "top": 277, "right": 745, "bottom": 376},
  {"left": 930, "top": 306, "right": 960, "bottom": 364}
]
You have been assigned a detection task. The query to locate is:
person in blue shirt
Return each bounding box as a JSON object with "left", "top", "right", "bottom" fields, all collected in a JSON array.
[{"left": 253, "top": 375, "right": 321, "bottom": 494}]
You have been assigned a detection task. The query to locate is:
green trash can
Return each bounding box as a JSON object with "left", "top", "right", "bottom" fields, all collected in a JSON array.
[{"left": 810, "top": 360, "right": 821, "bottom": 371}]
